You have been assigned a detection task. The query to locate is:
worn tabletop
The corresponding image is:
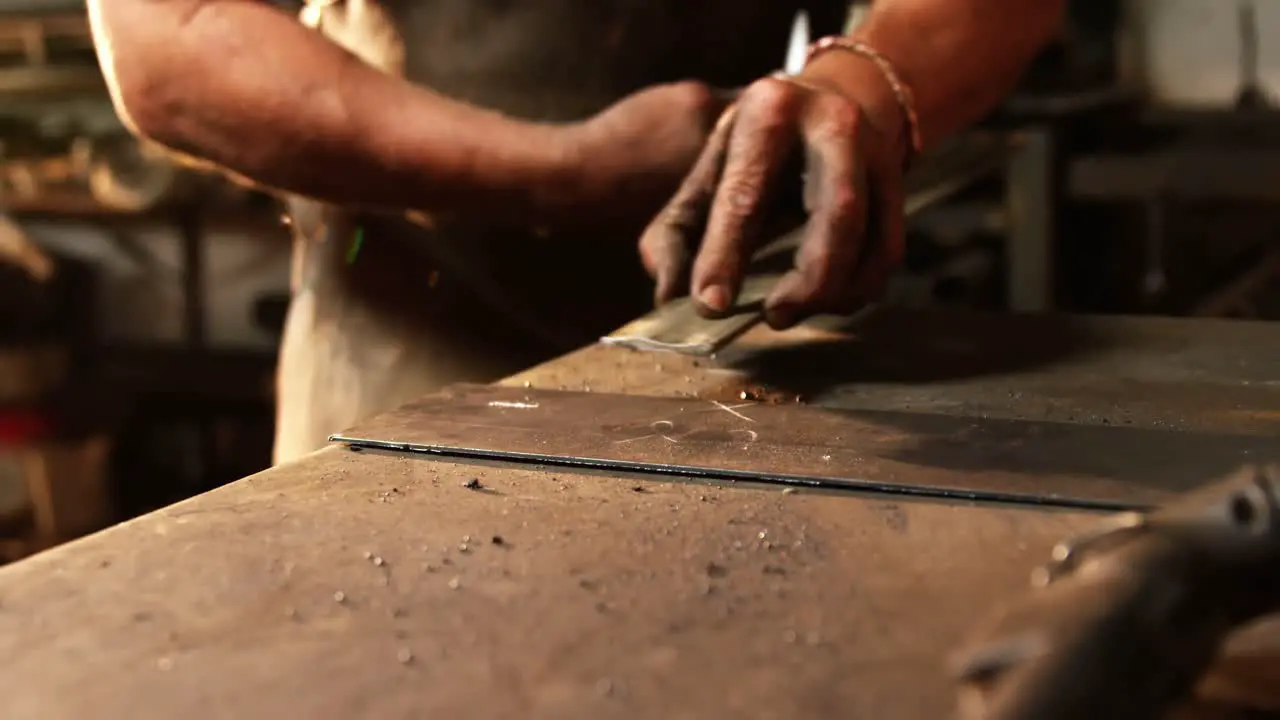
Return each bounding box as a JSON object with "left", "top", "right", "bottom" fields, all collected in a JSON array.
[{"left": 2, "top": 308, "right": 1280, "bottom": 719}]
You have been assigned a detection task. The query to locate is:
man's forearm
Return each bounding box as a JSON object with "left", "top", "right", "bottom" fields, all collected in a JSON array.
[
  {"left": 805, "top": 0, "right": 1065, "bottom": 154},
  {"left": 88, "top": 0, "right": 575, "bottom": 220}
]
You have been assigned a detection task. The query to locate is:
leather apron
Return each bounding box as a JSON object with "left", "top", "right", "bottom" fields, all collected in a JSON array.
[{"left": 274, "top": 0, "right": 849, "bottom": 464}]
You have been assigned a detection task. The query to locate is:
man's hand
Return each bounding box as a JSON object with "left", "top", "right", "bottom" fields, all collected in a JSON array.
[
  {"left": 559, "top": 81, "right": 731, "bottom": 233},
  {"left": 636, "top": 0, "right": 1066, "bottom": 330},
  {"left": 637, "top": 69, "right": 907, "bottom": 330}
]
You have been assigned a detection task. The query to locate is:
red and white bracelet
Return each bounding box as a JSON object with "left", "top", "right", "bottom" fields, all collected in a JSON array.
[{"left": 805, "top": 36, "right": 924, "bottom": 168}]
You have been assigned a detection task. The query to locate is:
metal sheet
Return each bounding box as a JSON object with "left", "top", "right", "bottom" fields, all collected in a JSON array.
[
  {"left": 330, "top": 384, "right": 1280, "bottom": 511},
  {"left": 0, "top": 445, "right": 1106, "bottom": 720},
  {"left": 600, "top": 272, "right": 785, "bottom": 356},
  {"left": 6, "top": 309, "right": 1280, "bottom": 719}
]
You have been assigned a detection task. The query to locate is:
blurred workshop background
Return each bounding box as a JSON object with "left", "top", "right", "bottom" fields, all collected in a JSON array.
[{"left": 0, "top": 0, "right": 1275, "bottom": 561}]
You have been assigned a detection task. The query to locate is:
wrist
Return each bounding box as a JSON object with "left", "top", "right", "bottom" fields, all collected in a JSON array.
[
  {"left": 798, "top": 44, "right": 914, "bottom": 170},
  {"left": 533, "top": 119, "right": 640, "bottom": 231}
]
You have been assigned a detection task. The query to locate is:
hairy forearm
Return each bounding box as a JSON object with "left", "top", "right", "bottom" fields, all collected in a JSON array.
[
  {"left": 88, "top": 0, "right": 574, "bottom": 220},
  {"left": 806, "top": 0, "right": 1065, "bottom": 152}
]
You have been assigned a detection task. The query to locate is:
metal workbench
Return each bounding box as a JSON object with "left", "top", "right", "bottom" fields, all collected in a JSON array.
[{"left": 3, "top": 307, "right": 1280, "bottom": 719}]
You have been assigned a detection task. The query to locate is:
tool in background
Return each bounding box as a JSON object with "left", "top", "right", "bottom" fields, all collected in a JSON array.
[
  {"left": 951, "top": 463, "right": 1280, "bottom": 720},
  {"left": 0, "top": 213, "right": 52, "bottom": 282},
  {"left": 784, "top": 9, "right": 810, "bottom": 76},
  {"left": 601, "top": 132, "right": 1009, "bottom": 355}
]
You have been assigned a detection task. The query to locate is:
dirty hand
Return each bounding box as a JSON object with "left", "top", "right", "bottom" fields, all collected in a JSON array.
[
  {"left": 563, "top": 81, "right": 733, "bottom": 231},
  {"left": 638, "top": 63, "right": 908, "bottom": 329}
]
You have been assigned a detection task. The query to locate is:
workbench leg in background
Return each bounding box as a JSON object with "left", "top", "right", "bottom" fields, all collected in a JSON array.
[{"left": 1006, "top": 128, "right": 1056, "bottom": 313}]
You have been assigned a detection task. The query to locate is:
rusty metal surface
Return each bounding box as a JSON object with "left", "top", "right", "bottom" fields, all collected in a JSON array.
[
  {"left": 0, "top": 446, "right": 1101, "bottom": 720},
  {"left": 3, "top": 310, "right": 1280, "bottom": 719},
  {"left": 510, "top": 308, "right": 1280, "bottom": 437},
  {"left": 332, "top": 385, "right": 1279, "bottom": 511},
  {"left": 0, "top": 447, "right": 1271, "bottom": 720}
]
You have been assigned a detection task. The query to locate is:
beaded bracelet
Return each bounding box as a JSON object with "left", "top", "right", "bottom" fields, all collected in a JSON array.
[{"left": 805, "top": 36, "right": 924, "bottom": 169}]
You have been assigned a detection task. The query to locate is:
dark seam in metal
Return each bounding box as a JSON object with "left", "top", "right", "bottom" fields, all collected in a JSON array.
[{"left": 328, "top": 435, "right": 1147, "bottom": 513}]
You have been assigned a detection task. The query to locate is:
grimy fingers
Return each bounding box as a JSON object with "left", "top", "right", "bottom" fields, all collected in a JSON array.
[
  {"left": 842, "top": 140, "right": 907, "bottom": 308},
  {"left": 638, "top": 105, "right": 737, "bottom": 306},
  {"left": 690, "top": 78, "right": 800, "bottom": 317},
  {"left": 764, "top": 96, "right": 870, "bottom": 329}
]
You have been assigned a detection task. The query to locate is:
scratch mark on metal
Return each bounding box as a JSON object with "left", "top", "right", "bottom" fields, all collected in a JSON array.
[
  {"left": 614, "top": 419, "right": 685, "bottom": 445},
  {"left": 712, "top": 401, "right": 756, "bottom": 423},
  {"left": 488, "top": 401, "right": 540, "bottom": 409},
  {"left": 614, "top": 434, "right": 654, "bottom": 445}
]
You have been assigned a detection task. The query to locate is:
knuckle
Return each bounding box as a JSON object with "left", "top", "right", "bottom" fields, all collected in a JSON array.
[
  {"left": 637, "top": 228, "right": 660, "bottom": 256},
  {"left": 743, "top": 76, "right": 799, "bottom": 114},
  {"left": 637, "top": 238, "right": 664, "bottom": 273},
  {"left": 827, "top": 180, "right": 861, "bottom": 219},
  {"left": 639, "top": 249, "right": 661, "bottom": 276},
  {"left": 803, "top": 243, "right": 842, "bottom": 280},
  {"left": 811, "top": 94, "right": 860, "bottom": 139},
  {"left": 667, "top": 80, "right": 717, "bottom": 118},
  {"left": 720, "top": 175, "right": 765, "bottom": 214},
  {"left": 638, "top": 226, "right": 685, "bottom": 268}
]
